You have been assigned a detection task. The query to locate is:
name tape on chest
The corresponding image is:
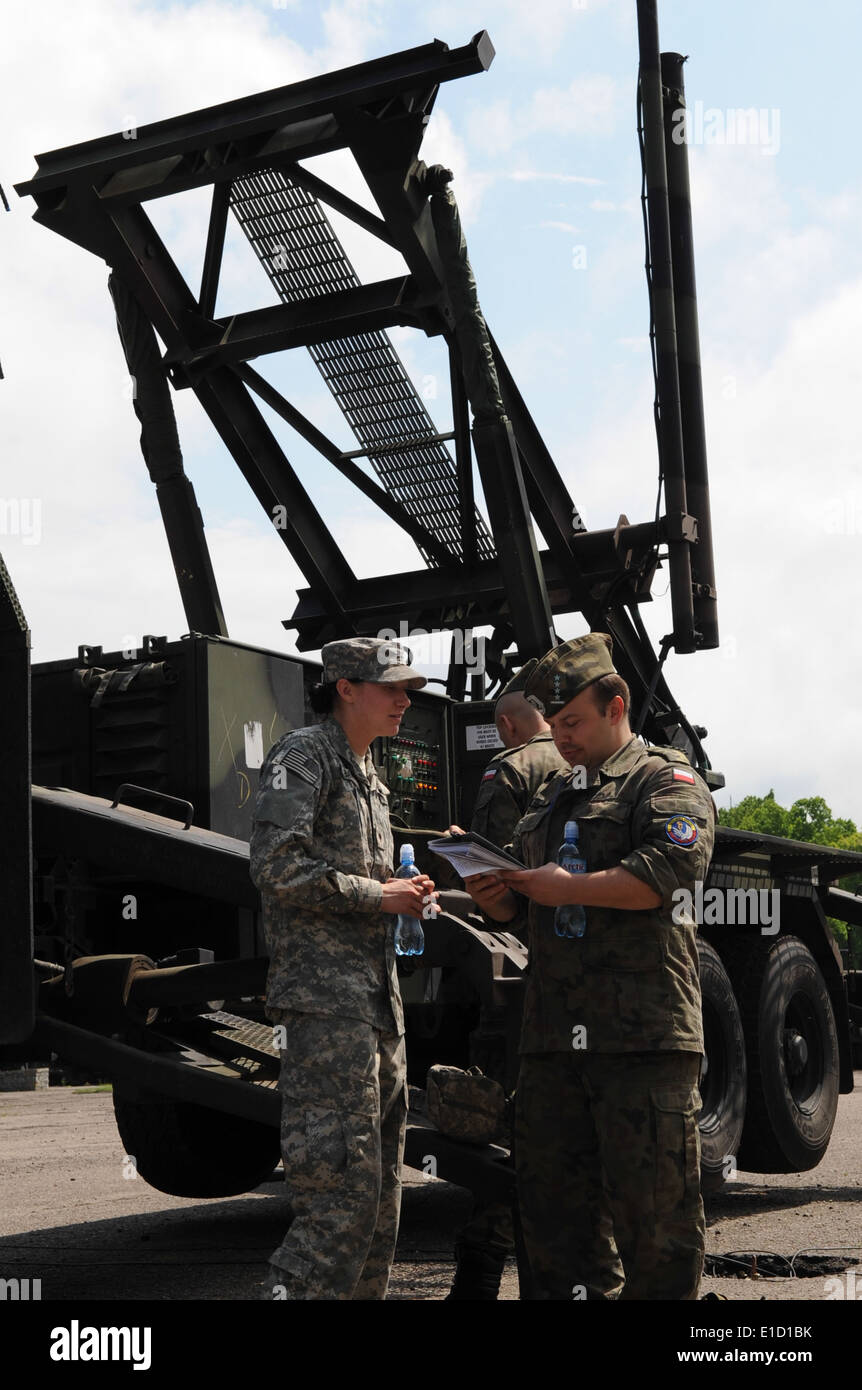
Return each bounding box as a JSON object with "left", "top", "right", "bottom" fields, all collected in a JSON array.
[
  {"left": 272, "top": 747, "right": 317, "bottom": 786},
  {"left": 665, "top": 815, "right": 698, "bottom": 846},
  {"left": 672, "top": 768, "right": 696, "bottom": 784}
]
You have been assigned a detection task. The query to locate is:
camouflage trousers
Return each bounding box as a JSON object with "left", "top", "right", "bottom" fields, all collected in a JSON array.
[
  {"left": 515, "top": 1050, "right": 704, "bottom": 1300},
  {"left": 267, "top": 1010, "right": 407, "bottom": 1300}
]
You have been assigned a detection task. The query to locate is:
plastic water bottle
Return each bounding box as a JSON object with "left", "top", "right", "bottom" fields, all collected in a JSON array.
[
  {"left": 554, "top": 821, "right": 587, "bottom": 939},
  {"left": 394, "top": 844, "right": 425, "bottom": 957}
]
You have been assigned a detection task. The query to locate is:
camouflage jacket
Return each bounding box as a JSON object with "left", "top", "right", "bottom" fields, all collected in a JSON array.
[
  {"left": 471, "top": 730, "right": 569, "bottom": 850},
  {"left": 510, "top": 736, "right": 715, "bottom": 1055},
  {"left": 249, "top": 717, "right": 403, "bottom": 1034}
]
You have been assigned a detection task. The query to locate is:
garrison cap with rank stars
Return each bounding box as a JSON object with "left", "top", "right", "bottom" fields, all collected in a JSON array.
[
  {"left": 322, "top": 636, "right": 427, "bottom": 688},
  {"left": 524, "top": 633, "right": 615, "bottom": 715},
  {"left": 492, "top": 657, "right": 538, "bottom": 713}
]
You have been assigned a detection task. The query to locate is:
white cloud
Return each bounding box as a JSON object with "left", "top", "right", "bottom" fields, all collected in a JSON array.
[
  {"left": 567, "top": 274, "right": 862, "bottom": 825},
  {"left": 529, "top": 75, "right": 621, "bottom": 135},
  {"left": 509, "top": 170, "right": 603, "bottom": 185},
  {"left": 425, "top": 0, "right": 626, "bottom": 67},
  {"left": 467, "top": 75, "right": 622, "bottom": 154},
  {"left": 589, "top": 197, "right": 637, "bottom": 212}
]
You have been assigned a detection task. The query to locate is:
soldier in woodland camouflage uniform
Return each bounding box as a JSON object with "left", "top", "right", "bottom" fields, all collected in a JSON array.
[
  {"left": 470, "top": 658, "right": 569, "bottom": 851},
  {"left": 447, "top": 660, "right": 569, "bottom": 1299},
  {"left": 465, "top": 633, "right": 715, "bottom": 1300},
  {"left": 250, "top": 637, "right": 434, "bottom": 1300}
]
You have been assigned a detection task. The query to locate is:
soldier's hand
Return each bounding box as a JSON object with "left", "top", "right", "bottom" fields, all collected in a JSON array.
[
  {"left": 464, "top": 871, "right": 518, "bottom": 922},
  {"left": 382, "top": 874, "right": 436, "bottom": 919},
  {"left": 447, "top": 824, "right": 466, "bottom": 836},
  {"left": 500, "top": 863, "right": 579, "bottom": 907}
]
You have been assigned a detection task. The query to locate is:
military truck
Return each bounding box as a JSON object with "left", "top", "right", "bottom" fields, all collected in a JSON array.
[{"left": 3, "top": 5, "right": 862, "bottom": 1243}]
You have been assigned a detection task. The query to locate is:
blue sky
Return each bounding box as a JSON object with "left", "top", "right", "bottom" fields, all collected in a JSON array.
[{"left": 3, "top": 0, "right": 862, "bottom": 821}]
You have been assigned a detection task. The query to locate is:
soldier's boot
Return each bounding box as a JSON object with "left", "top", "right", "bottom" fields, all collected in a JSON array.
[{"left": 445, "top": 1240, "right": 509, "bottom": 1301}]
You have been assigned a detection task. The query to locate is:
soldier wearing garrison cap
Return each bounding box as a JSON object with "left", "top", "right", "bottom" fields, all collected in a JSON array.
[
  {"left": 250, "top": 636, "right": 435, "bottom": 1299},
  {"left": 470, "top": 658, "right": 570, "bottom": 855},
  {"left": 464, "top": 631, "right": 716, "bottom": 1301},
  {"left": 446, "top": 657, "right": 570, "bottom": 1300}
]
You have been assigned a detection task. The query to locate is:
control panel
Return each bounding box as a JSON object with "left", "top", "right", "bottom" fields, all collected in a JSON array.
[
  {"left": 450, "top": 699, "right": 504, "bottom": 827},
  {"left": 373, "top": 692, "right": 450, "bottom": 830}
]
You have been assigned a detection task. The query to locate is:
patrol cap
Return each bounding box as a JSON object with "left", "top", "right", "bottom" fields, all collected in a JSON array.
[
  {"left": 321, "top": 636, "right": 427, "bottom": 689},
  {"left": 493, "top": 657, "right": 538, "bottom": 713},
  {"left": 524, "top": 633, "right": 615, "bottom": 714}
]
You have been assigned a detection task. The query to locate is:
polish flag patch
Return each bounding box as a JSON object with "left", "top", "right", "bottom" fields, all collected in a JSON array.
[
  {"left": 672, "top": 768, "right": 696, "bottom": 784},
  {"left": 482, "top": 769, "right": 497, "bottom": 781}
]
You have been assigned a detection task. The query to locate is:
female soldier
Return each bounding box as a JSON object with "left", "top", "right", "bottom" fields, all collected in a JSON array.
[{"left": 250, "top": 637, "right": 435, "bottom": 1300}]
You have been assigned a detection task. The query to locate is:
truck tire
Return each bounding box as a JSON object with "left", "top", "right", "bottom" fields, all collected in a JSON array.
[
  {"left": 113, "top": 1088, "right": 280, "bottom": 1197},
  {"left": 696, "top": 939, "right": 746, "bottom": 1191},
  {"left": 724, "top": 934, "right": 839, "bottom": 1173}
]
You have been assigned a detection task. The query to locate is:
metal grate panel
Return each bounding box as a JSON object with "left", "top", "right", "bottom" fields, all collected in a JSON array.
[{"left": 229, "top": 168, "right": 495, "bottom": 566}]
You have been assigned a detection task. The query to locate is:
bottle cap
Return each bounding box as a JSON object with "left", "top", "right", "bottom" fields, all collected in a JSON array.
[
  {"left": 400, "top": 844, "right": 415, "bottom": 863},
  {"left": 564, "top": 821, "right": 578, "bottom": 839}
]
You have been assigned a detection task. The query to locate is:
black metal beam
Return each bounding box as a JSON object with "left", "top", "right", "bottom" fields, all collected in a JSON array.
[
  {"left": 285, "top": 549, "right": 569, "bottom": 643},
  {"left": 237, "top": 363, "right": 456, "bottom": 566},
  {"left": 637, "top": 0, "right": 696, "bottom": 652},
  {"left": 448, "top": 340, "right": 478, "bottom": 569},
  {"left": 34, "top": 1014, "right": 280, "bottom": 1125},
  {"left": 32, "top": 787, "right": 258, "bottom": 909},
  {"left": 199, "top": 181, "right": 231, "bottom": 319},
  {"left": 283, "top": 517, "right": 682, "bottom": 640},
  {"left": 0, "top": 553, "right": 34, "bottom": 1044},
  {"left": 192, "top": 367, "right": 355, "bottom": 630},
  {"left": 170, "top": 277, "right": 439, "bottom": 370},
  {"left": 276, "top": 160, "right": 397, "bottom": 248},
  {"left": 348, "top": 112, "right": 453, "bottom": 297},
  {"left": 15, "top": 34, "right": 494, "bottom": 211},
  {"left": 470, "top": 418, "right": 556, "bottom": 658},
  {"left": 108, "top": 272, "right": 229, "bottom": 638},
  {"left": 661, "top": 51, "right": 719, "bottom": 650},
  {"left": 108, "top": 203, "right": 202, "bottom": 355},
  {"left": 488, "top": 329, "right": 588, "bottom": 554}
]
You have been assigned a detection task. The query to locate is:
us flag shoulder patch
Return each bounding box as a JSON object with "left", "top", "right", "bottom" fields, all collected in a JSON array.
[
  {"left": 273, "top": 748, "right": 316, "bottom": 786},
  {"left": 672, "top": 768, "right": 696, "bottom": 784}
]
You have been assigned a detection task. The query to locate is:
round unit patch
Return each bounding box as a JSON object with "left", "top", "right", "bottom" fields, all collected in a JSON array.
[{"left": 665, "top": 815, "right": 698, "bottom": 847}]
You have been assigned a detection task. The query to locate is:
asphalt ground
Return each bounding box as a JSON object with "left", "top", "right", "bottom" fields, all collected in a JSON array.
[{"left": 1, "top": 1080, "right": 859, "bottom": 1308}]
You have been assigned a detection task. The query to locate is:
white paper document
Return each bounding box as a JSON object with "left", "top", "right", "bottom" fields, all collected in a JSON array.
[{"left": 427, "top": 834, "right": 525, "bottom": 879}]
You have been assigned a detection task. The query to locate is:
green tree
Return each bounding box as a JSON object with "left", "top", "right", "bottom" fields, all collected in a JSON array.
[
  {"left": 718, "top": 789, "right": 790, "bottom": 837},
  {"left": 786, "top": 797, "right": 855, "bottom": 845},
  {"left": 718, "top": 792, "right": 861, "bottom": 959}
]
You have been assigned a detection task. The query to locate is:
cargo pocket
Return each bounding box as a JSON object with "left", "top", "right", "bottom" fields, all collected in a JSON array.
[
  {"left": 585, "top": 924, "right": 670, "bottom": 1042},
  {"left": 575, "top": 798, "right": 632, "bottom": 872},
  {"left": 515, "top": 802, "right": 554, "bottom": 863},
  {"left": 280, "top": 1101, "right": 349, "bottom": 1195},
  {"left": 652, "top": 1085, "right": 702, "bottom": 1218}
]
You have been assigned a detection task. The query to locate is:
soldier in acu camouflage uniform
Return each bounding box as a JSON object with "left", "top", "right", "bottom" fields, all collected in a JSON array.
[
  {"left": 466, "top": 633, "right": 715, "bottom": 1300},
  {"left": 250, "top": 636, "right": 435, "bottom": 1300}
]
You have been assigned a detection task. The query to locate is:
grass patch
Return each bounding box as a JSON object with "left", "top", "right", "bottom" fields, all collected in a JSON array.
[{"left": 73, "top": 1084, "right": 113, "bottom": 1094}]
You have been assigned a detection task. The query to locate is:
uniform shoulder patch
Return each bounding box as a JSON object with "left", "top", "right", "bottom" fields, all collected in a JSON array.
[
  {"left": 672, "top": 768, "right": 696, "bottom": 784},
  {"left": 271, "top": 743, "right": 317, "bottom": 787},
  {"left": 665, "top": 815, "right": 698, "bottom": 846},
  {"left": 482, "top": 768, "right": 498, "bottom": 782}
]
